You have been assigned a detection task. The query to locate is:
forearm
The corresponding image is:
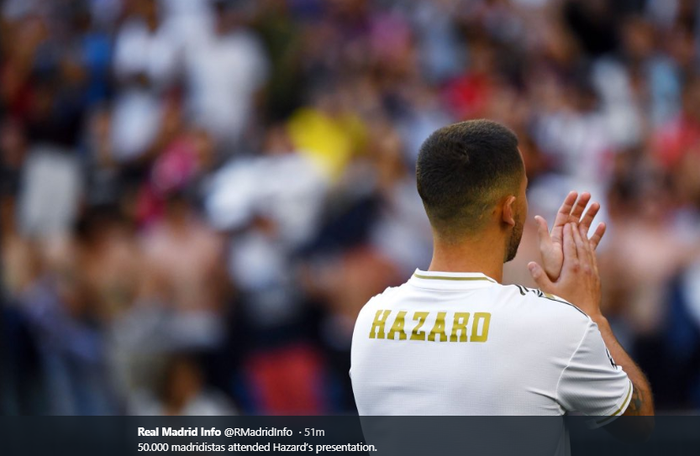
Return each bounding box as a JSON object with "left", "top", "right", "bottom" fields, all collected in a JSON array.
[{"left": 591, "top": 315, "right": 654, "bottom": 416}]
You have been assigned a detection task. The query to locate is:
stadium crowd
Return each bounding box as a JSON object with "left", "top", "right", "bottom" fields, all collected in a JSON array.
[{"left": 1, "top": 0, "right": 700, "bottom": 415}]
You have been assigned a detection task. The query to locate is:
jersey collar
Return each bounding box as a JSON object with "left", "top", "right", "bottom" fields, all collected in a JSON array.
[{"left": 408, "top": 269, "right": 498, "bottom": 289}]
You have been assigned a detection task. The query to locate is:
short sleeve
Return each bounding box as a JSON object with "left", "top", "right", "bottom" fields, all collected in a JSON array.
[{"left": 556, "top": 320, "right": 633, "bottom": 426}]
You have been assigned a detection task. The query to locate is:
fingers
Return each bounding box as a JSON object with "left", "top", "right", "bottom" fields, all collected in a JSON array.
[
  {"left": 553, "top": 191, "right": 578, "bottom": 228},
  {"left": 589, "top": 222, "right": 606, "bottom": 250},
  {"left": 555, "top": 191, "right": 603, "bottom": 229},
  {"left": 572, "top": 222, "right": 590, "bottom": 266},
  {"left": 563, "top": 223, "right": 578, "bottom": 265},
  {"left": 569, "top": 192, "right": 591, "bottom": 220},
  {"left": 528, "top": 261, "right": 553, "bottom": 290},
  {"left": 581, "top": 224, "right": 600, "bottom": 274},
  {"left": 574, "top": 223, "right": 600, "bottom": 281},
  {"left": 579, "top": 201, "right": 600, "bottom": 231}
]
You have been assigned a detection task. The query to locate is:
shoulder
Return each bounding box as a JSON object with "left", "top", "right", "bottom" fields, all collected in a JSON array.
[
  {"left": 500, "top": 285, "right": 596, "bottom": 362},
  {"left": 503, "top": 283, "right": 591, "bottom": 327},
  {"left": 355, "top": 284, "right": 408, "bottom": 323},
  {"left": 512, "top": 284, "right": 588, "bottom": 313},
  {"left": 360, "top": 285, "right": 402, "bottom": 309}
]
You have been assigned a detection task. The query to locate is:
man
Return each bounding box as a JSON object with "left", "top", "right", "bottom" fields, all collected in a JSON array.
[{"left": 350, "top": 121, "right": 653, "bottom": 430}]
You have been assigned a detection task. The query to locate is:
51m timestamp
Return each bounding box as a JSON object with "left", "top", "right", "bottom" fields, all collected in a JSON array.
[{"left": 303, "top": 428, "right": 325, "bottom": 437}]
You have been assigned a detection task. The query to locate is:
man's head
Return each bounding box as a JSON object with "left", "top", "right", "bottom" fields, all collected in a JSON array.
[{"left": 416, "top": 120, "right": 527, "bottom": 262}]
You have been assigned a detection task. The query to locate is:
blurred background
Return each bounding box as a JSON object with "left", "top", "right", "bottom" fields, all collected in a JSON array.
[{"left": 1, "top": 0, "right": 700, "bottom": 416}]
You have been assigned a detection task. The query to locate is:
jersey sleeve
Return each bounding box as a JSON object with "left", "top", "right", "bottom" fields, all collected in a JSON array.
[{"left": 556, "top": 320, "right": 633, "bottom": 426}]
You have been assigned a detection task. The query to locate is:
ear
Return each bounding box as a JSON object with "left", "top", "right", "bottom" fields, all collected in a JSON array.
[{"left": 501, "top": 195, "right": 517, "bottom": 227}]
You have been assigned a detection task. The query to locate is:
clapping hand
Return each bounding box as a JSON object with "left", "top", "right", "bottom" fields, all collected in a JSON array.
[
  {"left": 528, "top": 222, "right": 603, "bottom": 316},
  {"left": 534, "top": 191, "right": 606, "bottom": 281}
]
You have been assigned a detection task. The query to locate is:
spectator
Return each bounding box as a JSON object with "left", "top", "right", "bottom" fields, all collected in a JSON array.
[{"left": 186, "top": 0, "right": 269, "bottom": 150}]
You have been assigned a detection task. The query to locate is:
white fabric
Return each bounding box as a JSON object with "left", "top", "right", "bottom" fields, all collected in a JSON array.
[
  {"left": 19, "top": 147, "right": 83, "bottom": 236},
  {"left": 350, "top": 269, "right": 632, "bottom": 418},
  {"left": 204, "top": 153, "right": 326, "bottom": 246},
  {"left": 186, "top": 30, "right": 268, "bottom": 144},
  {"left": 110, "top": 89, "right": 163, "bottom": 161},
  {"left": 113, "top": 19, "right": 181, "bottom": 87}
]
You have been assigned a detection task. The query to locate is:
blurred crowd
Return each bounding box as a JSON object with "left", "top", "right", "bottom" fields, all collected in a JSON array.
[{"left": 2, "top": 0, "right": 700, "bottom": 415}]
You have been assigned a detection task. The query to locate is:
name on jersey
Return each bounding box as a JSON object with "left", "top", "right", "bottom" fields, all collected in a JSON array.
[{"left": 368, "top": 310, "right": 491, "bottom": 343}]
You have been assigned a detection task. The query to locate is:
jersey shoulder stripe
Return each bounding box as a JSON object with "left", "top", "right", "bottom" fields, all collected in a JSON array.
[{"left": 511, "top": 284, "right": 588, "bottom": 317}]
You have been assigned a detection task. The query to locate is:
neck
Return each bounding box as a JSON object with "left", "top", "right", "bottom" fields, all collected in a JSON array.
[{"left": 427, "top": 231, "right": 506, "bottom": 283}]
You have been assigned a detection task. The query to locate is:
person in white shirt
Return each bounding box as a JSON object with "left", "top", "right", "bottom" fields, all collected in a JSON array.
[
  {"left": 186, "top": 0, "right": 268, "bottom": 149},
  {"left": 350, "top": 120, "right": 653, "bottom": 437}
]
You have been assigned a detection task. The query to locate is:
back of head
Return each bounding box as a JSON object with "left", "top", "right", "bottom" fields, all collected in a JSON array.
[{"left": 416, "top": 120, "right": 523, "bottom": 241}]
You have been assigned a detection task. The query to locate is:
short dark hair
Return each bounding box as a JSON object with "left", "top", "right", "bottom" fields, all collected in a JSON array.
[{"left": 416, "top": 120, "right": 523, "bottom": 239}]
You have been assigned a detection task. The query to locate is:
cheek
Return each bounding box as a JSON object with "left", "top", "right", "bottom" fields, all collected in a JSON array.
[{"left": 520, "top": 195, "right": 528, "bottom": 220}]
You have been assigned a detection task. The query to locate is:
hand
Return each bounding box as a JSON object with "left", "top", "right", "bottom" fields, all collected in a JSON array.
[
  {"left": 535, "top": 191, "right": 606, "bottom": 281},
  {"left": 528, "top": 223, "right": 603, "bottom": 317}
]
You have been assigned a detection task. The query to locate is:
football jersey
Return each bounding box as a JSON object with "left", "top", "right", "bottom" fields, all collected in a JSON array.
[{"left": 350, "top": 269, "right": 632, "bottom": 423}]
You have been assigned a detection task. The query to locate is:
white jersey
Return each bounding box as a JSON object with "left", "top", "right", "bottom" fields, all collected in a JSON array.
[{"left": 350, "top": 269, "right": 632, "bottom": 423}]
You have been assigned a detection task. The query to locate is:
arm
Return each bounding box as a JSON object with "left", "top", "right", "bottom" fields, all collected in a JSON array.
[
  {"left": 592, "top": 316, "right": 653, "bottom": 417},
  {"left": 529, "top": 223, "right": 654, "bottom": 439},
  {"left": 594, "top": 314, "right": 655, "bottom": 441}
]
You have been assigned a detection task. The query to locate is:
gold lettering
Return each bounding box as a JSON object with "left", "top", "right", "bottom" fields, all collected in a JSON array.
[
  {"left": 410, "top": 312, "right": 429, "bottom": 341},
  {"left": 369, "top": 310, "right": 391, "bottom": 339},
  {"left": 427, "top": 312, "right": 448, "bottom": 342},
  {"left": 450, "top": 312, "right": 470, "bottom": 342},
  {"left": 470, "top": 312, "right": 491, "bottom": 342},
  {"left": 388, "top": 311, "right": 408, "bottom": 340}
]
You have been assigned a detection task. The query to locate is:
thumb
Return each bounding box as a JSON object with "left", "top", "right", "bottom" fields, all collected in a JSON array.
[
  {"left": 534, "top": 216, "right": 551, "bottom": 248},
  {"left": 528, "top": 261, "right": 553, "bottom": 291}
]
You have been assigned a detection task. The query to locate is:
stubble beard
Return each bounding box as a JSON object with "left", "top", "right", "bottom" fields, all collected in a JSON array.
[{"left": 504, "top": 216, "right": 524, "bottom": 263}]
